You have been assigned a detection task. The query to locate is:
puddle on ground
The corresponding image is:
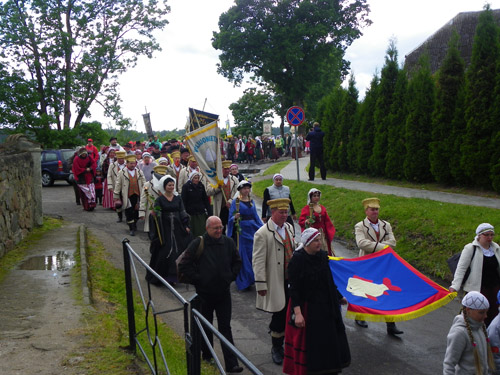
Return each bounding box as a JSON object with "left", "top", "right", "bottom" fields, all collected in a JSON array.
[{"left": 19, "top": 251, "right": 75, "bottom": 271}]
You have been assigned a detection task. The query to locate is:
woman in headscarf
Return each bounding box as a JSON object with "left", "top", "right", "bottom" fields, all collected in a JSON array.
[
  {"left": 449, "top": 223, "right": 500, "bottom": 325},
  {"left": 298, "top": 188, "right": 336, "bottom": 256},
  {"left": 227, "top": 180, "right": 263, "bottom": 291},
  {"left": 443, "top": 291, "right": 495, "bottom": 374},
  {"left": 146, "top": 175, "right": 192, "bottom": 285},
  {"left": 283, "top": 228, "right": 351, "bottom": 375},
  {"left": 101, "top": 148, "right": 116, "bottom": 209},
  {"left": 181, "top": 170, "right": 212, "bottom": 238},
  {"left": 71, "top": 147, "right": 97, "bottom": 211}
]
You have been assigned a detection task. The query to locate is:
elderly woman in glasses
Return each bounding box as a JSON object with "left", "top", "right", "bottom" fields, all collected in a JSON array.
[
  {"left": 450, "top": 223, "right": 500, "bottom": 326},
  {"left": 298, "top": 188, "right": 336, "bottom": 256}
]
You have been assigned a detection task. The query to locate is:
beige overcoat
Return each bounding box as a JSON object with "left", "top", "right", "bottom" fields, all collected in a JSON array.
[
  {"left": 252, "top": 219, "right": 296, "bottom": 313},
  {"left": 138, "top": 181, "right": 162, "bottom": 232},
  {"left": 355, "top": 217, "right": 396, "bottom": 256},
  {"left": 113, "top": 168, "right": 146, "bottom": 208},
  {"left": 106, "top": 161, "right": 125, "bottom": 192}
]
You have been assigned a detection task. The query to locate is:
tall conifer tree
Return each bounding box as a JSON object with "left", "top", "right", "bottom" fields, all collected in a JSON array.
[
  {"left": 369, "top": 40, "right": 399, "bottom": 176},
  {"left": 338, "top": 75, "right": 359, "bottom": 172},
  {"left": 430, "top": 31, "right": 465, "bottom": 185},
  {"left": 356, "top": 75, "right": 379, "bottom": 173},
  {"left": 385, "top": 69, "right": 408, "bottom": 179},
  {"left": 404, "top": 54, "right": 435, "bottom": 182},
  {"left": 461, "top": 5, "right": 499, "bottom": 187}
]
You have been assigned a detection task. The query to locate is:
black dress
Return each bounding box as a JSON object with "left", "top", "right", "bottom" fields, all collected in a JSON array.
[
  {"left": 283, "top": 249, "right": 351, "bottom": 375},
  {"left": 146, "top": 195, "right": 192, "bottom": 284}
]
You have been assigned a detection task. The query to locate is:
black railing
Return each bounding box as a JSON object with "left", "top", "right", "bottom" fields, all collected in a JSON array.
[{"left": 122, "top": 239, "right": 263, "bottom": 375}]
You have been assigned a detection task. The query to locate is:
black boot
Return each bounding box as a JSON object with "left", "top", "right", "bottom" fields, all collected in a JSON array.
[
  {"left": 387, "top": 322, "right": 403, "bottom": 336},
  {"left": 116, "top": 211, "right": 123, "bottom": 223},
  {"left": 271, "top": 336, "right": 284, "bottom": 365},
  {"left": 129, "top": 223, "right": 135, "bottom": 236}
]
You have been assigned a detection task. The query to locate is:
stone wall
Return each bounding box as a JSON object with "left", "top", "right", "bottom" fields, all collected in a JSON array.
[{"left": 0, "top": 134, "right": 43, "bottom": 258}]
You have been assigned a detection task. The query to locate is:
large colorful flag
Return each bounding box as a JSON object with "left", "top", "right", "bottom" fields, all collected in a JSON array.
[
  {"left": 329, "top": 247, "right": 456, "bottom": 322},
  {"left": 188, "top": 107, "right": 219, "bottom": 131},
  {"left": 184, "top": 120, "right": 222, "bottom": 188}
]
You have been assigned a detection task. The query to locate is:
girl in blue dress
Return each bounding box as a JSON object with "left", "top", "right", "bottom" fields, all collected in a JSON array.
[{"left": 227, "top": 180, "right": 263, "bottom": 291}]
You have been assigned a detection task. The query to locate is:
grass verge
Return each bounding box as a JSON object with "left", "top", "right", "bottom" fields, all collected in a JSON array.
[
  {"left": 262, "top": 160, "right": 292, "bottom": 176},
  {"left": 0, "top": 217, "right": 62, "bottom": 283},
  {"left": 70, "top": 230, "right": 217, "bottom": 375},
  {"left": 252, "top": 178, "right": 500, "bottom": 281}
]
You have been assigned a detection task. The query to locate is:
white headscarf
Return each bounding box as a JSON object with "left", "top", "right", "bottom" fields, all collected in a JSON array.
[
  {"left": 273, "top": 173, "right": 283, "bottom": 181},
  {"left": 462, "top": 291, "right": 489, "bottom": 310},
  {"left": 159, "top": 175, "right": 177, "bottom": 195},
  {"left": 307, "top": 188, "right": 321, "bottom": 205},
  {"left": 188, "top": 170, "right": 201, "bottom": 181}
]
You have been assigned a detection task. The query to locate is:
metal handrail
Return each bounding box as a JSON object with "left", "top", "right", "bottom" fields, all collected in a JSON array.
[{"left": 122, "top": 238, "right": 263, "bottom": 375}]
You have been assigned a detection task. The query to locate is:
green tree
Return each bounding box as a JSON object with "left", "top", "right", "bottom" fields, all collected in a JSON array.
[
  {"left": 429, "top": 31, "right": 465, "bottom": 185},
  {"left": 355, "top": 74, "right": 379, "bottom": 173},
  {"left": 0, "top": 0, "right": 169, "bottom": 130},
  {"left": 369, "top": 39, "right": 399, "bottom": 176},
  {"left": 317, "top": 83, "right": 344, "bottom": 170},
  {"left": 212, "top": 0, "right": 371, "bottom": 109},
  {"left": 339, "top": 75, "right": 358, "bottom": 172},
  {"left": 229, "top": 87, "right": 276, "bottom": 136},
  {"left": 461, "top": 5, "right": 500, "bottom": 187},
  {"left": 384, "top": 69, "right": 408, "bottom": 180},
  {"left": 403, "top": 55, "right": 435, "bottom": 182}
]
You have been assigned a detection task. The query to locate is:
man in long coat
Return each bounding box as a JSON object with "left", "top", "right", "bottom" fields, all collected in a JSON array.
[
  {"left": 206, "top": 160, "right": 238, "bottom": 233},
  {"left": 354, "top": 197, "right": 402, "bottom": 336},
  {"left": 252, "top": 198, "right": 297, "bottom": 365},
  {"left": 107, "top": 150, "right": 127, "bottom": 222},
  {"left": 114, "top": 154, "right": 146, "bottom": 236}
]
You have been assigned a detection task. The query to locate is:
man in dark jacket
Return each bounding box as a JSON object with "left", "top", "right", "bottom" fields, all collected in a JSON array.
[
  {"left": 306, "top": 122, "right": 326, "bottom": 181},
  {"left": 178, "top": 216, "right": 243, "bottom": 373}
]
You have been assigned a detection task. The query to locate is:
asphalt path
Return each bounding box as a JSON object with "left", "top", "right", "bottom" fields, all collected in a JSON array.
[{"left": 42, "top": 162, "right": 476, "bottom": 374}]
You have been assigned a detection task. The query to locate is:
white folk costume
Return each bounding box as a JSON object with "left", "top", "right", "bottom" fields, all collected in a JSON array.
[
  {"left": 113, "top": 155, "right": 146, "bottom": 235},
  {"left": 139, "top": 165, "right": 167, "bottom": 233}
]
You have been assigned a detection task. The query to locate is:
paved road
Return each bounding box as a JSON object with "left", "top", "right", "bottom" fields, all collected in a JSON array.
[{"left": 42, "top": 159, "right": 476, "bottom": 374}]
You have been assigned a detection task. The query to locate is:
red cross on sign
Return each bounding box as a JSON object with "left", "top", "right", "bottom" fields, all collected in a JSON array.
[{"left": 286, "top": 106, "right": 305, "bottom": 126}]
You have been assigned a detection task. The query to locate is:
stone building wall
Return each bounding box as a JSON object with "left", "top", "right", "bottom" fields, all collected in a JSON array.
[{"left": 0, "top": 134, "right": 43, "bottom": 258}]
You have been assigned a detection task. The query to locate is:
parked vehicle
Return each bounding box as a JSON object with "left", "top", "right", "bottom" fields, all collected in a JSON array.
[{"left": 41, "top": 149, "right": 75, "bottom": 187}]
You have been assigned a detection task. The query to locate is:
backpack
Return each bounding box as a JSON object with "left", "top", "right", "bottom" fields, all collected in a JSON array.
[
  {"left": 176, "top": 236, "right": 204, "bottom": 284},
  {"left": 447, "top": 245, "right": 477, "bottom": 289}
]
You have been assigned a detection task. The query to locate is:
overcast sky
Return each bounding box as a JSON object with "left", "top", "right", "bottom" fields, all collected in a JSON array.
[{"left": 89, "top": 0, "right": 500, "bottom": 133}]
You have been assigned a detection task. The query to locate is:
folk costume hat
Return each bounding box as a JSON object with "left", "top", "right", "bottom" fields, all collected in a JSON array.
[
  {"left": 115, "top": 151, "right": 127, "bottom": 159},
  {"left": 222, "top": 160, "right": 232, "bottom": 169},
  {"left": 157, "top": 157, "right": 169, "bottom": 165},
  {"left": 171, "top": 150, "right": 181, "bottom": 158},
  {"left": 299, "top": 228, "right": 321, "bottom": 249},
  {"left": 267, "top": 198, "right": 290, "bottom": 210},
  {"left": 125, "top": 154, "right": 137, "bottom": 163},
  {"left": 362, "top": 197, "right": 380, "bottom": 209},
  {"left": 153, "top": 165, "right": 168, "bottom": 175},
  {"left": 77, "top": 147, "right": 88, "bottom": 156},
  {"left": 476, "top": 223, "right": 494, "bottom": 236},
  {"left": 142, "top": 152, "right": 152, "bottom": 158},
  {"left": 462, "top": 291, "right": 489, "bottom": 310},
  {"left": 237, "top": 180, "right": 252, "bottom": 191}
]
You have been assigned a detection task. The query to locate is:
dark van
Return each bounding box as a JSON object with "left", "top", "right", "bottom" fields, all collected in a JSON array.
[{"left": 41, "top": 149, "right": 75, "bottom": 187}]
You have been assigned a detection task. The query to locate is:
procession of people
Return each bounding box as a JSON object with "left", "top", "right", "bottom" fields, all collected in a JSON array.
[{"left": 66, "top": 131, "right": 500, "bottom": 374}]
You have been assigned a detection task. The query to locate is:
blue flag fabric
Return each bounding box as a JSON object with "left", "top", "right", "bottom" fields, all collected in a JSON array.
[{"left": 329, "top": 246, "right": 456, "bottom": 322}]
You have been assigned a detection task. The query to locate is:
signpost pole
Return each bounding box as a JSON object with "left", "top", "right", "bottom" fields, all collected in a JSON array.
[{"left": 295, "top": 133, "right": 300, "bottom": 182}]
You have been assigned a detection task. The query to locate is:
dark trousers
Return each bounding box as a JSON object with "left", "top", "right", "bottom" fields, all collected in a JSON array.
[
  {"left": 309, "top": 150, "right": 326, "bottom": 180},
  {"left": 95, "top": 189, "right": 103, "bottom": 204},
  {"left": 199, "top": 290, "right": 238, "bottom": 370},
  {"left": 125, "top": 194, "right": 139, "bottom": 225}
]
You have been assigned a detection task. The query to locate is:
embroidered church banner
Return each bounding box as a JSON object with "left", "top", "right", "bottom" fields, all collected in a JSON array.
[
  {"left": 329, "top": 247, "right": 456, "bottom": 322},
  {"left": 185, "top": 120, "right": 223, "bottom": 188}
]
